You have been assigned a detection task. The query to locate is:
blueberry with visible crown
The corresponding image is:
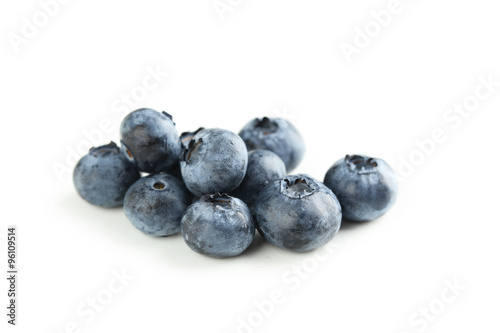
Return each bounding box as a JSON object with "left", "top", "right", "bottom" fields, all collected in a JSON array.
[
  {"left": 254, "top": 174, "right": 341, "bottom": 252},
  {"left": 73, "top": 142, "right": 140, "bottom": 207},
  {"left": 239, "top": 117, "right": 305, "bottom": 172},
  {"left": 120, "top": 108, "right": 181, "bottom": 173},
  {"left": 180, "top": 128, "right": 248, "bottom": 197},
  {"left": 323, "top": 155, "right": 398, "bottom": 222},
  {"left": 181, "top": 193, "right": 254, "bottom": 258}
]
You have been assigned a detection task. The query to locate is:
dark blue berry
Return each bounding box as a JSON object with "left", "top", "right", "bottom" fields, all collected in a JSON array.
[
  {"left": 323, "top": 155, "right": 398, "bottom": 222},
  {"left": 239, "top": 117, "right": 305, "bottom": 172},
  {"left": 73, "top": 142, "right": 140, "bottom": 207},
  {"left": 120, "top": 108, "right": 181, "bottom": 173},
  {"left": 254, "top": 174, "right": 341, "bottom": 252},
  {"left": 181, "top": 193, "right": 254, "bottom": 258},
  {"left": 124, "top": 173, "right": 192, "bottom": 236}
]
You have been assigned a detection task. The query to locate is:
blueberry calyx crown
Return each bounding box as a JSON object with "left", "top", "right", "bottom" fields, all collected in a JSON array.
[
  {"left": 181, "top": 138, "right": 204, "bottom": 163},
  {"left": 180, "top": 127, "right": 205, "bottom": 145},
  {"left": 120, "top": 141, "right": 135, "bottom": 162},
  {"left": 161, "top": 111, "right": 175, "bottom": 124},
  {"left": 345, "top": 155, "right": 379, "bottom": 174},
  {"left": 254, "top": 117, "right": 279, "bottom": 135},
  {"left": 152, "top": 181, "right": 166, "bottom": 190},
  {"left": 200, "top": 193, "right": 233, "bottom": 206},
  {"left": 280, "top": 176, "right": 317, "bottom": 199},
  {"left": 90, "top": 141, "right": 119, "bottom": 157}
]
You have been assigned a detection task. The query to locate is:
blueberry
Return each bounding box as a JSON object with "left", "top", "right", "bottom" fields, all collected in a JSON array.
[
  {"left": 239, "top": 117, "right": 305, "bottom": 172},
  {"left": 124, "top": 173, "right": 191, "bottom": 236},
  {"left": 181, "top": 193, "right": 254, "bottom": 258},
  {"left": 323, "top": 155, "right": 398, "bottom": 222},
  {"left": 230, "top": 149, "right": 286, "bottom": 211},
  {"left": 180, "top": 128, "right": 248, "bottom": 197},
  {"left": 254, "top": 174, "right": 341, "bottom": 252},
  {"left": 120, "top": 108, "right": 182, "bottom": 173},
  {"left": 73, "top": 142, "right": 140, "bottom": 208}
]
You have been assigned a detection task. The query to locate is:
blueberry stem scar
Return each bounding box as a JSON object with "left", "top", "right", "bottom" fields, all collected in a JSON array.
[
  {"left": 201, "top": 193, "right": 232, "bottom": 205},
  {"left": 184, "top": 138, "right": 204, "bottom": 163},
  {"left": 345, "top": 154, "right": 379, "bottom": 174},
  {"left": 153, "top": 182, "right": 165, "bottom": 190},
  {"left": 254, "top": 117, "right": 279, "bottom": 135},
  {"left": 280, "top": 177, "right": 317, "bottom": 199}
]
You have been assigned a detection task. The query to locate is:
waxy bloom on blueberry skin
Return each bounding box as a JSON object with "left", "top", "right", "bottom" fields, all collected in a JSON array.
[
  {"left": 181, "top": 193, "right": 255, "bottom": 258},
  {"left": 230, "top": 149, "right": 286, "bottom": 211},
  {"left": 323, "top": 155, "right": 398, "bottom": 222},
  {"left": 124, "top": 174, "right": 192, "bottom": 237},
  {"left": 254, "top": 174, "right": 342, "bottom": 252},
  {"left": 239, "top": 117, "right": 305, "bottom": 172},
  {"left": 120, "top": 108, "right": 182, "bottom": 173},
  {"left": 73, "top": 142, "right": 141, "bottom": 208},
  {"left": 180, "top": 128, "right": 248, "bottom": 197}
]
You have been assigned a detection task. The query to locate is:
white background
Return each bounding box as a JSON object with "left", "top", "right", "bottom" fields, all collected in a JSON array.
[{"left": 1, "top": 0, "right": 500, "bottom": 332}]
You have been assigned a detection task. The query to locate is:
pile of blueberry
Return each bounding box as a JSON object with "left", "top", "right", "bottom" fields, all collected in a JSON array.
[{"left": 74, "top": 108, "right": 398, "bottom": 258}]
